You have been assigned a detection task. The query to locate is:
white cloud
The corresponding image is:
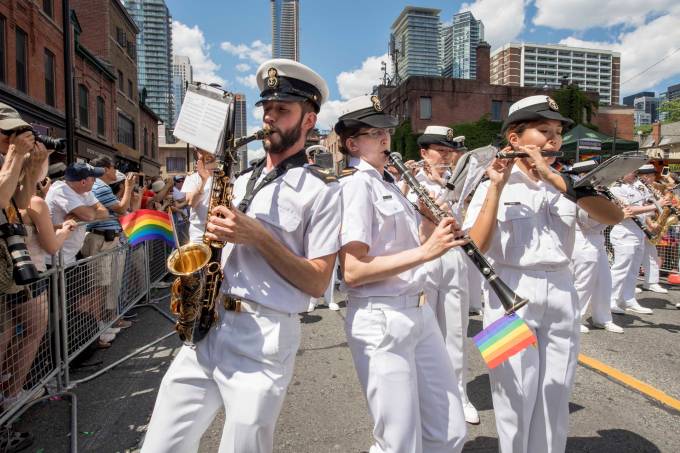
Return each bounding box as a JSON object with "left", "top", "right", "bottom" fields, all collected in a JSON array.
[
  {"left": 247, "top": 147, "right": 266, "bottom": 162},
  {"left": 236, "top": 74, "right": 258, "bottom": 89},
  {"left": 236, "top": 63, "right": 251, "bottom": 72},
  {"left": 558, "top": 7, "right": 680, "bottom": 95},
  {"left": 220, "top": 40, "right": 272, "bottom": 65},
  {"left": 172, "top": 21, "right": 225, "bottom": 86},
  {"left": 252, "top": 106, "right": 264, "bottom": 123},
  {"left": 316, "top": 99, "right": 351, "bottom": 130},
  {"left": 534, "top": 0, "right": 676, "bottom": 31},
  {"left": 336, "top": 54, "right": 389, "bottom": 100},
  {"left": 459, "top": 0, "right": 526, "bottom": 49}
]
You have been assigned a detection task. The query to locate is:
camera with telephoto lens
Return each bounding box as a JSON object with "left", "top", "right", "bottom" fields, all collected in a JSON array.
[
  {"left": 0, "top": 222, "right": 41, "bottom": 286},
  {"left": 1, "top": 125, "right": 66, "bottom": 153}
]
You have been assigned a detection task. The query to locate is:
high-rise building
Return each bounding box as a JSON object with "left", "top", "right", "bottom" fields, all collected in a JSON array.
[
  {"left": 668, "top": 83, "right": 680, "bottom": 101},
  {"left": 623, "top": 91, "right": 654, "bottom": 107},
  {"left": 125, "top": 0, "right": 174, "bottom": 129},
  {"left": 233, "top": 94, "right": 248, "bottom": 169},
  {"left": 633, "top": 95, "right": 660, "bottom": 126},
  {"left": 390, "top": 7, "right": 441, "bottom": 82},
  {"left": 442, "top": 11, "right": 484, "bottom": 79},
  {"left": 172, "top": 55, "right": 192, "bottom": 118},
  {"left": 271, "top": 0, "right": 299, "bottom": 61},
  {"left": 490, "top": 43, "right": 621, "bottom": 105}
]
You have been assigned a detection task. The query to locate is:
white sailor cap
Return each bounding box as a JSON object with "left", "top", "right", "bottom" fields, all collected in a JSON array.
[
  {"left": 564, "top": 160, "right": 598, "bottom": 175},
  {"left": 502, "top": 95, "right": 574, "bottom": 133},
  {"left": 334, "top": 95, "right": 398, "bottom": 134},
  {"left": 637, "top": 164, "right": 656, "bottom": 174},
  {"left": 255, "top": 59, "right": 329, "bottom": 112},
  {"left": 417, "top": 125, "right": 465, "bottom": 150}
]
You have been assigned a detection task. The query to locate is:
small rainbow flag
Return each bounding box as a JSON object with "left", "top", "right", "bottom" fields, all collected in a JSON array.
[
  {"left": 120, "top": 209, "right": 175, "bottom": 248},
  {"left": 473, "top": 313, "right": 537, "bottom": 369}
]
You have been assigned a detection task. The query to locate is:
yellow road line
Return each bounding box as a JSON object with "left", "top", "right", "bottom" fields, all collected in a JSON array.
[{"left": 578, "top": 353, "right": 680, "bottom": 412}]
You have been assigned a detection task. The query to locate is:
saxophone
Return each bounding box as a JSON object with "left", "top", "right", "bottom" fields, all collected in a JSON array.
[
  {"left": 166, "top": 128, "right": 269, "bottom": 345},
  {"left": 638, "top": 178, "right": 680, "bottom": 245}
]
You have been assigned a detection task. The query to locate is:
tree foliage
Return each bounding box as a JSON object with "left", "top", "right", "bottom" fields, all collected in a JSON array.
[
  {"left": 450, "top": 115, "right": 502, "bottom": 149},
  {"left": 659, "top": 99, "right": 680, "bottom": 123},
  {"left": 391, "top": 120, "right": 420, "bottom": 161},
  {"left": 552, "top": 83, "right": 595, "bottom": 125}
]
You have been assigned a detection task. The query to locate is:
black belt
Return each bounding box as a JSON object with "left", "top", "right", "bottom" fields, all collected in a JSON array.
[{"left": 223, "top": 295, "right": 243, "bottom": 312}]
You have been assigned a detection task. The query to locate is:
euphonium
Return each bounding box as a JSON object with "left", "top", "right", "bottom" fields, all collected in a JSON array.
[
  {"left": 637, "top": 177, "right": 680, "bottom": 245},
  {"left": 167, "top": 128, "right": 269, "bottom": 345}
]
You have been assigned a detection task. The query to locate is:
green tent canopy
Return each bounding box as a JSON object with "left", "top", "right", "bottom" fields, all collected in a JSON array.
[{"left": 561, "top": 124, "right": 639, "bottom": 156}]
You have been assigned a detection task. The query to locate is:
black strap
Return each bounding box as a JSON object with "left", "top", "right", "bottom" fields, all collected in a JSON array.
[{"left": 237, "top": 150, "right": 308, "bottom": 213}]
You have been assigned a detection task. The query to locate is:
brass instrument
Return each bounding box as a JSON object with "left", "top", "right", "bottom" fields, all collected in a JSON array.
[
  {"left": 166, "top": 127, "right": 269, "bottom": 345},
  {"left": 386, "top": 151, "right": 529, "bottom": 315},
  {"left": 638, "top": 177, "right": 679, "bottom": 245},
  {"left": 597, "top": 186, "right": 654, "bottom": 241}
]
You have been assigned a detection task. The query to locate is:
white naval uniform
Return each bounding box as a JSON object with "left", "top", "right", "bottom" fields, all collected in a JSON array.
[
  {"left": 407, "top": 170, "right": 474, "bottom": 411},
  {"left": 142, "top": 164, "right": 341, "bottom": 453},
  {"left": 634, "top": 181, "right": 661, "bottom": 285},
  {"left": 609, "top": 182, "right": 647, "bottom": 309},
  {"left": 463, "top": 165, "right": 579, "bottom": 453},
  {"left": 571, "top": 208, "right": 614, "bottom": 325},
  {"left": 341, "top": 159, "right": 466, "bottom": 453}
]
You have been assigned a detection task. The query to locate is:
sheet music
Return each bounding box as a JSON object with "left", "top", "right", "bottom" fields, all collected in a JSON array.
[
  {"left": 574, "top": 155, "right": 648, "bottom": 188},
  {"left": 454, "top": 145, "right": 497, "bottom": 217},
  {"left": 173, "top": 87, "right": 231, "bottom": 154}
]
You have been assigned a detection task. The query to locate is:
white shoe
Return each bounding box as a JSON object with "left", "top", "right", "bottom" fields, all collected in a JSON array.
[
  {"left": 328, "top": 301, "right": 340, "bottom": 311},
  {"left": 306, "top": 300, "right": 317, "bottom": 313},
  {"left": 675, "top": 302, "right": 680, "bottom": 309},
  {"left": 580, "top": 324, "right": 589, "bottom": 333},
  {"left": 642, "top": 283, "right": 668, "bottom": 294},
  {"left": 463, "top": 401, "right": 480, "bottom": 425},
  {"left": 623, "top": 302, "right": 653, "bottom": 315},
  {"left": 610, "top": 305, "right": 626, "bottom": 315},
  {"left": 98, "top": 322, "right": 121, "bottom": 334},
  {"left": 99, "top": 332, "right": 116, "bottom": 343},
  {"left": 635, "top": 287, "right": 642, "bottom": 294},
  {"left": 593, "top": 321, "right": 624, "bottom": 333}
]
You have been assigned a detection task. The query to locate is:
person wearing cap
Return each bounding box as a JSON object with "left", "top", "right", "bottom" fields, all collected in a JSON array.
[
  {"left": 180, "top": 149, "right": 217, "bottom": 243},
  {"left": 463, "top": 95, "right": 622, "bottom": 453},
  {"left": 566, "top": 161, "right": 624, "bottom": 334},
  {"left": 609, "top": 168, "right": 661, "bottom": 316},
  {"left": 634, "top": 165, "right": 670, "bottom": 294},
  {"left": 406, "top": 125, "right": 480, "bottom": 425},
  {"left": 335, "top": 95, "right": 467, "bottom": 453},
  {"left": 171, "top": 175, "right": 190, "bottom": 246},
  {"left": 142, "top": 59, "right": 341, "bottom": 453},
  {"left": 0, "top": 103, "right": 49, "bottom": 210}
]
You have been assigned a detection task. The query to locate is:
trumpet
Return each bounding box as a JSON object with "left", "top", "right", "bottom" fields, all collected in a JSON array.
[{"left": 385, "top": 151, "right": 529, "bottom": 315}]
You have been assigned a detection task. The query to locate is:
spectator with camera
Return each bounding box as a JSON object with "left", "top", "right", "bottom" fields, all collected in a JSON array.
[
  {"left": 181, "top": 149, "right": 216, "bottom": 243},
  {"left": 171, "top": 175, "right": 189, "bottom": 245}
]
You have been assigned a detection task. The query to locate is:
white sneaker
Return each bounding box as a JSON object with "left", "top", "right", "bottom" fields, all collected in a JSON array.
[
  {"left": 328, "top": 301, "right": 340, "bottom": 311},
  {"left": 306, "top": 300, "right": 317, "bottom": 313},
  {"left": 642, "top": 283, "right": 668, "bottom": 294},
  {"left": 463, "top": 401, "right": 480, "bottom": 425},
  {"left": 603, "top": 322, "right": 624, "bottom": 333},
  {"left": 580, "top": 324, "right": 590, "bottom": 333},
  {"left": 98, "top": 322, "right": 121, "bottom": 334},
  {"left": 99, "top": 332, "right": 116, "bottom": 343},
  {"left": 610, "top": 305, "right": 626, "bottom": 315},
  {"left": 623, "top": 302, "right": 653, "bottom": 315},
  {"left": 675, "top": 302, "right": 680, "bottom": 309},
  {"left": 635, "top": 287, "right": 642, "bottom": 294}
]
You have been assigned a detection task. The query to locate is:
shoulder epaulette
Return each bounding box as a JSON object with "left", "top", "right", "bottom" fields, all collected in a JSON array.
[
  {"left": 339, "top": 167, "right": 358, "bottom": 178},
  {"left": 305, "top": 164, "right": 338, "bottom": 184}
]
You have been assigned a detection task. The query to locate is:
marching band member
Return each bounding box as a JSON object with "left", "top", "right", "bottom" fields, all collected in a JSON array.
[
  {"left": 336, "top": 95, "right": 467, "bottom": 453},
  {"left": 142, "top": 59, "right": 341, "bottom": 453},
  {"left": 408, "top": 126, "right": 480, "bottom": 424},
  {"left": 566, "top": 161, "right": 624, "bottom": 334},
  {"left": 463, "top": 95, "right": 622, "bottom": 453},
  {"left": 635, "top": 165, "right": 668, "bottom": 294}
]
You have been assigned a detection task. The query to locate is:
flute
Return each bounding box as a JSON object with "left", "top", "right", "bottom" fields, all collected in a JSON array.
[
  {"left": 385, "top": 151, "right": 529, "bottom": 315},
  {"left": 496, "top": 150, "right": 563, "bottom": 159}
]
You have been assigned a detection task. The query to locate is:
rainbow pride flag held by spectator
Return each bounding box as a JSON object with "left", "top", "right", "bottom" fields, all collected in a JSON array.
[
  {"left": 120, "top": 209, "right": 175, "bottom": 248},
  {"left": 473, "top": 312, "right": 537, "bottom": 369}
]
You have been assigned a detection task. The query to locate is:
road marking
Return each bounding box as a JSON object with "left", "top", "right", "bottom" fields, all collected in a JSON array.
[{"left": 578, "top": 353, "right": 680, "bottom": 412}]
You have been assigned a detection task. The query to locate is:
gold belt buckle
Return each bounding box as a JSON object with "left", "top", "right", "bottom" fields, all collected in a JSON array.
[{"left": 223, "top": 296, "right": 242, "bottom": 313}]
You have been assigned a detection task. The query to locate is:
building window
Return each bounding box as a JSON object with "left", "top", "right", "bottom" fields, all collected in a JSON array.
[
  {"left": 419, "top": 97, "right": 432, "bottom": 120},
  {"left": 117, "top": 70, "right": 124, "bottom": 92},
  {"left": 166, "top": 157, "right": 186, "bottom": 173},
  {"left": 115, "top": 27, "right": 126, "bottom": 47},
  {"left": 15, "top": 27, "right": 28, "bottom": 93},
  {"left": 128, "top": 79, "right": 133, "bottom": 99},
  {"left": 43, "top": 0, "right": 53, "bottom": 18},
  {"left": 118, "top": 114, "right": 135, "bottom": 148},
  {"left": 0, "top": 15, "right": 5, "bottom": 83},
  {"left": 151, "top": 133, "right": 157, "bottom": 159},
  {"left": 78, "top": 84, "right": 89, "bottom": 129},
  {"left": 44, "top": 49, "right": 56, "bottom": 106},
  {"left": 491, "top": 100, "right": 502, "bottom": 122},
  {"left": 96, "top": 96, "right": 105, "bottom": 136},
  {"left": 143, "top": 127, "right": 148, "bottom": 156}
]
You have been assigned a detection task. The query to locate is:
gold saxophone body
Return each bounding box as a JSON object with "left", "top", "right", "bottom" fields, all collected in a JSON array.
[
  {"left": 638, "top": 178, "right": 679, "bottom": 246},
  {"left": 166, "top": 127, "right": 269, "bottom": 345}
]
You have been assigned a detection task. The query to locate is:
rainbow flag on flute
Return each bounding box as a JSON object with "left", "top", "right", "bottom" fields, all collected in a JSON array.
[
  {"left": 119, "top": 209, "right": 175, "bottom": 248},
  {"left": 473, "top": 312, "right": 537, "bottom": 369}
]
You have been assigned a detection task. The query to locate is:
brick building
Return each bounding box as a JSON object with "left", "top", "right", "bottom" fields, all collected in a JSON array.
[
  {"left": 591, "top": 105, "right": 635, "bottom": 141},
  {"left": 139, "top": 101, "right": 160, "bottom": 176}
]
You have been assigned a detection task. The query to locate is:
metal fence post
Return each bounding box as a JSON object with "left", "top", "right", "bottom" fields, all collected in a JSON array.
[{"left": 144, "top": 240, "right": 151, "bottom": 304}]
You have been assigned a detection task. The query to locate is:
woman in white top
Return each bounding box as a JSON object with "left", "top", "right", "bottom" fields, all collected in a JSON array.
[
  {"left": 337, "top": 95, "right": 467, "bottom": 453},
  {"left": 464, "top": 96, "right": 622, "bottom": 453}
]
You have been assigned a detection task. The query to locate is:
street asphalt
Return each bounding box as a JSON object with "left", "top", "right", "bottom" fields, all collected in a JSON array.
[{"left": 12, "top": 282, "right": 680, "bottom": 452}]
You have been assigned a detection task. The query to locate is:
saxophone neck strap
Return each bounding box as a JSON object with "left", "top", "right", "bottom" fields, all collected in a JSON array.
[{"left": 237, "top": 149, "right": 307, "bottom": 213}]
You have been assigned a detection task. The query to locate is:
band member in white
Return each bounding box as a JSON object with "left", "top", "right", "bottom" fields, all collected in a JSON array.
[
  {"left": 566, "top": 161, "right": 623, "bottom": 334},
  {"left": 336, "top": 95, "right": 467, "bottom": 453},
  {"left": 635, "top": 165, "right": 668, "bottom": 294},
  {"left": 464, "top": 96, "right": 622, "bottom": 453},
  {"left": 142, "top": 60, "right": 341, "bottom": 453}
]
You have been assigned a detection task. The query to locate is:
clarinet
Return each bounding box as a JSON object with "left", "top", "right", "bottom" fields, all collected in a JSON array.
[
  {"left": 386, "top": 151, "right": 528, "bottom": 314},
  {"left": 598, "top": 186, "right": 654, "bottom": 241}
]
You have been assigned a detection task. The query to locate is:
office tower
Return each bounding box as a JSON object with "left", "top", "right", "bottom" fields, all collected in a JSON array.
[
  {"left": 390, "top": 6, "right": 441, "bottom": 82},
  {"left": 271, "top": 0, "right": 299, "bottom": 61},
  {"left": 443, "top": 11, "right": 484, "bottom": 79}
]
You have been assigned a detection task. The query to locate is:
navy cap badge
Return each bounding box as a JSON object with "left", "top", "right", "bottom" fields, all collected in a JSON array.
[
  {"left": 547, "top": 97, "right": 559, "bottom": 111},
  {"left": 267, "top": 68, "right": 279, "bottom": 88},
  {"left": 446, "top": 129, "right": 454, "bottom": 141},
  {"left": 370, "top": 95, "right": 383, "bottom": 112}
]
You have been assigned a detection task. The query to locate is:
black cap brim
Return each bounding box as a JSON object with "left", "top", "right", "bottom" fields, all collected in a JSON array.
[
  {"left": 256, "top": 93, "right": 312, "bottom": 105},
  {"left": 334, "top": 113, "right": 398, "bottom": 134},
  {"left": 502, "top": 109, "right": 574, "bottom": 134}
]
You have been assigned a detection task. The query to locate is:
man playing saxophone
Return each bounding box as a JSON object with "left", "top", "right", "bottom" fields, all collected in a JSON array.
[{"left": 142, "top": 59, "right": 341, "bottom": 453}]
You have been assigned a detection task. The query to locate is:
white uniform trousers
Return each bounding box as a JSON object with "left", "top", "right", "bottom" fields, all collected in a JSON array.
[
  {"left": 573, "top": 249, "right": 614, "bottom": 325},
  {"left": 642, "top": 240, "right": 660, "bottom": 285},
  {"left": 425, "top": 248, "right": 472, "bottom": 407},
  {"left": 467, "top": 260, "right": 483, "bottom": 312},
  {"left": 141, "top": 305, "right": 301, "bottom": 453},
  {"left": 610, "top": 242, "right": 644, "bottom": 308},
  {"left": 346, "top": 296, "right": 466, "bottom": 453},
  {"left": 484, "top": 267, "right": 579, "bottom": 453}
]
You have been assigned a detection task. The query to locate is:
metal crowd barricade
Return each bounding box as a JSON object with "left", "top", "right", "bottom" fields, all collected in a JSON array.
[
  {"left": 0, "top": 237, "right": 176, "bottom": 452},
  {"left": 603, "top": 226, "right": 680, "bottom": 275}
]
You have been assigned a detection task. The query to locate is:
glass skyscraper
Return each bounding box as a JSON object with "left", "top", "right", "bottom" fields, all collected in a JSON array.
[
  {"left": 271, "top": 0, "right": 299, "bottom": 61},
  {"left": 390, "top": 7, "right": 441, "bottom": 82},
  {"left": 125, "top": 0, "right": 174, "bottom": 129},
  {"left": 444, "top": 11, "right": 484, "bottom": 79}
]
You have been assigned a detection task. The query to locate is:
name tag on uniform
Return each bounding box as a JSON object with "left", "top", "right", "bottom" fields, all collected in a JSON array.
[
  {"left": 504, "top": 201, "right": 521, "bottom": 206},
  {"left": 382, "top": 195, "right": 393, "bottom": 200}
]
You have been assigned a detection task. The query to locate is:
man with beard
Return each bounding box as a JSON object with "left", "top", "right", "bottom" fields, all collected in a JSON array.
[{"left": 141, "top": 59, "right": 341, "bottom": 453}]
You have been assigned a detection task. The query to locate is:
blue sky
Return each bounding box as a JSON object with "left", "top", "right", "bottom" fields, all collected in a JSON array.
[{"left": 166, "top": 0, "right": 680, "bottom": 153}]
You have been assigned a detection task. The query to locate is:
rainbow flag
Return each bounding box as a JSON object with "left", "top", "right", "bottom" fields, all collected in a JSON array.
[
  {"left": 120, "top": 209, "right": 175, "bottom": 248},
  {"left": 473, "top": 313, "right": 537, "bottom": 369}
]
